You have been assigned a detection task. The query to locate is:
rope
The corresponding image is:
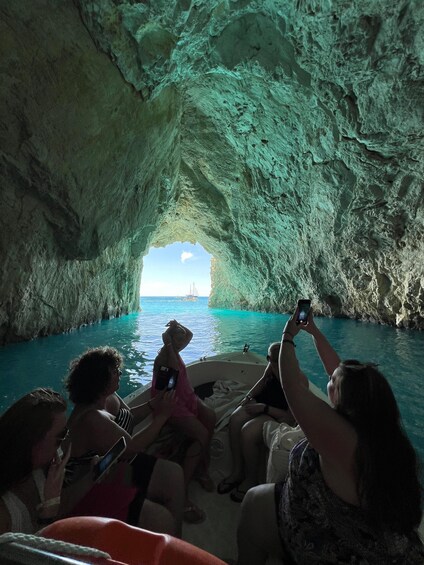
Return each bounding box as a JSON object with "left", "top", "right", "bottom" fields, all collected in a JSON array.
[{"left": 0, "top": 531, "right": 111, "bottom": 559}]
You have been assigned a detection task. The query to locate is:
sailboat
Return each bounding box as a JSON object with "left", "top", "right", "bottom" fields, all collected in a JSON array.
[{"left": 183, "top": 282, "right": 199, "bottom": 301}]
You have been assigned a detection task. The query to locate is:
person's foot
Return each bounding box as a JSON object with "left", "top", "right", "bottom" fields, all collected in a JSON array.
[
  {"left": 217, "top": 476, "right": 243, "bottom": 495},
  {"left": 183, "top": 501, "right": 206, "bottom": 524}
]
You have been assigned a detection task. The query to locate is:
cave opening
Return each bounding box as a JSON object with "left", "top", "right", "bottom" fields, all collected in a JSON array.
[{"left": 140, "top": 242, "right": 212, "bottom": 298}]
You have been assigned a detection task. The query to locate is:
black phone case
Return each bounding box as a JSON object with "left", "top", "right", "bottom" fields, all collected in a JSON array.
[
  {"left": 155, "top": 366, "right": 178, "bottom": 390},
  {"left": 296, "top": 300, "right": 311, "bottom": 323},
  {"left": 93, "top": 437, "right": 126, "bottom": 481}
]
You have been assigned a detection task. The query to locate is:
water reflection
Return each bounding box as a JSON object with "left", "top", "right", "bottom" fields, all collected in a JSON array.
[{"left": 0, "top": 298, "right": 423, "bottom": 470}]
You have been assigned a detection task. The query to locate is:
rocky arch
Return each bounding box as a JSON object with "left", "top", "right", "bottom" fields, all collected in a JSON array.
[{"left": 0, "top": 0, "right": 423, "bottom": 344}]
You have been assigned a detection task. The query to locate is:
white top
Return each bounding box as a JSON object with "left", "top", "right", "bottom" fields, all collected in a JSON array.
[{"left": 1, "top": 469, "right": 45, "bottom": 533}]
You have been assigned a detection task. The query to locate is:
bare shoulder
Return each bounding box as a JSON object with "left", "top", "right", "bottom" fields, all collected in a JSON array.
[
  {"left": 83, "top": 407, "right": 114, "bottom": 426},
  {"left": 72, "top": 407, "right": 131, "bottom": 454},
  {"left": 71, "top": 407, "right": 115, "bottom": 438},
  {"left": 105, "top": 393, "right": 122, "bottom": 415},
  {"left": 0, "top": 499, "right": 11, "bottom": 534}
]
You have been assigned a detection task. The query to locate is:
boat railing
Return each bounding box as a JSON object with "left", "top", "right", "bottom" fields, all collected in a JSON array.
[{"left": 0, "top": 532, "right": 109, "bottom": 565}]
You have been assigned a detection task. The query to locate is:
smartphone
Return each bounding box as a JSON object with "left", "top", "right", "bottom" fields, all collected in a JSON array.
[
  {"left": 155, "top": 366, "right": 178, "bottom": 391},
  {"left": 93, "top": 436, "right": 126, "bottom": 482},
  {"left": 296, "top": 299, "right": 311, "bottom": 324}
]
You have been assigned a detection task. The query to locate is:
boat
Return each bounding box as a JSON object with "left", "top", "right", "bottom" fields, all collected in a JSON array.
[
  {"left": 125, "top": 348, "right": 424, "bottom": 561},
  {"left": 1, "top": 349, "right": 423, "bottom": 564},
  {"left": 123, "top": 347, "right": 330, "bottom": 562},
  {"left": 183, "top": 282, "right": 198, "bottom": 301}
]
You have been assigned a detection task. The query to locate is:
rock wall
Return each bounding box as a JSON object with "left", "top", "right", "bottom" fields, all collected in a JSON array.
[
  {"left": 0, "top": 0, "right": 423, "bottom": 343},
  {"left": 0, "top": 0, "right": 181, "bottom": 342}
]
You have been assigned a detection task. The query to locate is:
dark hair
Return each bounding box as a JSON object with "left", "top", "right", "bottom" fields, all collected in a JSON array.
[
  {"left": 0, "top": 388, "right": 66, "bottom": 495},
  {"left": 65, "top": 347, "right": 122, "bottom": 404},
  {"left": 336, "top": 360, "right": 422, "bottom": 534},
  {"left": 268, "top": 342, "right": 280, "bottom": 354}
]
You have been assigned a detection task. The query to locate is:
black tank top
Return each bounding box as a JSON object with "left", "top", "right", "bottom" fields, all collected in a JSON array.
[{"left": 254, "top": 374, "right": 289, "bottom": 410}]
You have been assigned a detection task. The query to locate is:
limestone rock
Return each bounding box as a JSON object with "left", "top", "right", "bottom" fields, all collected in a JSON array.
[{"left": 0, "top": 0, "right": 423, "bottom": 343}]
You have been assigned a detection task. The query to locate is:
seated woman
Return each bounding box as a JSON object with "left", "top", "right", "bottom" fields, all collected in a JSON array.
[
  {"left": 236, "top": 308, "right": 424, "bottom": 564},
  {"left": 152, "top": 320, "right": 216, "bottom": 524},
  {"left": 218, "top": 342, "right": 308, "bottom": 502},
  {"left": 65, "top": 346, "right": 184, "bottom": 538},
  {"left": 0, "top": 388, "right": 93, "bottom": 533}
]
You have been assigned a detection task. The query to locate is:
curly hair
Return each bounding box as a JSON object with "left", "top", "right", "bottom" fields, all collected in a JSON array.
[
  {"left": 65, "top": 347, "right": 123, "bottom": 404},
  {"left": 336, "top": 360, "right": 422, "bottom": 534},
  {"left": 0, "top": 388, "right": 66, "bottom": 495}
]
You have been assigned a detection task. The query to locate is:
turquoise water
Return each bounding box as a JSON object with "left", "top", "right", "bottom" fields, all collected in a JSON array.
[{"left": 0, "top": 297, "right": 423, "bottom": 469}]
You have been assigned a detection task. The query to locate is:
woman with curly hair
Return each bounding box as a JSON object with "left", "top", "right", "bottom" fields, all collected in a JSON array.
[{"left": 65, "top": 346, "right": 184, "bottom": 538}]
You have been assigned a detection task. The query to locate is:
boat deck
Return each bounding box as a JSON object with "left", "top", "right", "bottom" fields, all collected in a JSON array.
[{"left": 125, "top": 352, "right": 424, "bottom": 562}]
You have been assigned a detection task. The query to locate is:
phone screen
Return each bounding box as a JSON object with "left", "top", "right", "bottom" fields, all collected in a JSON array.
[
  {"left": 155, "top": 366, "right": 178, "bottom": 391},
  {"left": 167, "top": 374, "right": 176, "bottom": 390},
  {"left": 296, "top": 299, "right": 311, "bottom": 324},
  {"left": 93, "top": 436, "right": 126, "bottom": 482}
]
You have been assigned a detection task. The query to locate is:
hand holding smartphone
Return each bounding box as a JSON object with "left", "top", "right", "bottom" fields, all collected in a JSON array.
[
  {"left": 155, "top": 366, "right": 179, "bottom": 391},
  {"left": 93, "top": 437, "right": 126, "bottom": 483},
  {"left": 296, "top": 299, "right": 311, "bottom": 325}
]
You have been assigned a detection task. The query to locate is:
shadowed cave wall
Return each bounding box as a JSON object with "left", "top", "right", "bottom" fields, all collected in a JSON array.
[{"left": 0, "top": 0, "right": 423, "bottom": 344}]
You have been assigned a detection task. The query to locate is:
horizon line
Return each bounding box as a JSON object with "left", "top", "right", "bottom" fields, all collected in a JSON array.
[{"left": 140, "top": 295, "right": 210, "bottom": 298}]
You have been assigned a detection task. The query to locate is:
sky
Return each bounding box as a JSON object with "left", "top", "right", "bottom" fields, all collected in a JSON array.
[{"left": 140, "top": 242, "right": 212, "bottom": 296}]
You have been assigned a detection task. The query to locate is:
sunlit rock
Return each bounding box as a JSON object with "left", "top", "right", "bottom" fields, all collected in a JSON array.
[{"left": 0, "top": 0, "right": 423, "bottom": 343}]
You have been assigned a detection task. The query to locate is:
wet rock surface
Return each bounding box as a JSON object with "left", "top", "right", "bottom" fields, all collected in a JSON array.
[{"left": 0, "top": 0, "right": 423, "bottom": 342}]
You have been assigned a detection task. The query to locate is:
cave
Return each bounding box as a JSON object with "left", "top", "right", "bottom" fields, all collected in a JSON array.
[{"left": 0, "top": 0, "right": 423, "bottom": 345}]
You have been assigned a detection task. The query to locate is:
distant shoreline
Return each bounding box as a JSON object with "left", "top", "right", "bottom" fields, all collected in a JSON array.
[{"left": 140, "top": 295, "right": 209, "bottom": 298}]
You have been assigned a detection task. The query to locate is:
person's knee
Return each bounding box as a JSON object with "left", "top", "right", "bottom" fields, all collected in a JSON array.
[
  {"left": 241, "top": 418, "right": 263, "bottom": 444},
  {"left": 149, "top": 459, "right": 184, "bottom": 501},
  {"left": 157, "top": 458, "right": 183, "bottom": 483},
  {"left": 238, "top": 488, "right": 259, "bottom": 542},
  {"left": 241, "top": 484, "right": 274, "bottom": 521},
  {"left": 230, "top": 406, "right": 249, "bottom": 427},
  {"left": 238, "top": 484, "right": 278, "bottom": 545},
  {"left": 241, "top": 487, "right": 261, "bottom": 514},
  {"left": 139, "top": 501, "right": 176, "bottom": 536},
  {"left": 191, "top": 424, "right": 209, "bottom": 450},
  {"left": 187, "top": 434, "right": 207, "bottom": 457}
]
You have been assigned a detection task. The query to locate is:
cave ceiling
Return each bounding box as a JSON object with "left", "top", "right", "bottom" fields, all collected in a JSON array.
[{"left": 0, "top": 0, "right": 423, "bottom": 343}]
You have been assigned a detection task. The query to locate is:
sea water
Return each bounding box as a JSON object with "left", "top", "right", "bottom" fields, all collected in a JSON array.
[{"left": 0, "top": 297, "right": 423, "bottom": 469}]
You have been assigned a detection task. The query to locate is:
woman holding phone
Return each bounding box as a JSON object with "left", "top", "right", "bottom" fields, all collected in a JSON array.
[
  {"left": 65, "top": 346, "right": 184, "bottom": 537},
  {"left": 0, "top": 388, "right": 93, "bottom": 534},
  {"left": 236, "top": 305, "right": 423, "bottom": 564},
  {"left": 152, "top": 320, "right": 216, "bottom": 524}
]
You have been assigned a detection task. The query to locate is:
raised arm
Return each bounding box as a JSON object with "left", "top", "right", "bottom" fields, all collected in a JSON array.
[
  {"left": 41, "top": 446, "right": 95, "bottom": 522},
  {"left": 278, "top": 309, "right": 356, "bottom": 468},
  {"left": 155, "top": 327, "right": 180, "bottom": 371},
  {"left": 167, "top": 320, "right": 193, "bottom": 350},
  {"left": 75, "top": 399, "right": 174, "bottom": 457},
  {"left": 301, "top": 310, "right": 340, "bottom": 376}
]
